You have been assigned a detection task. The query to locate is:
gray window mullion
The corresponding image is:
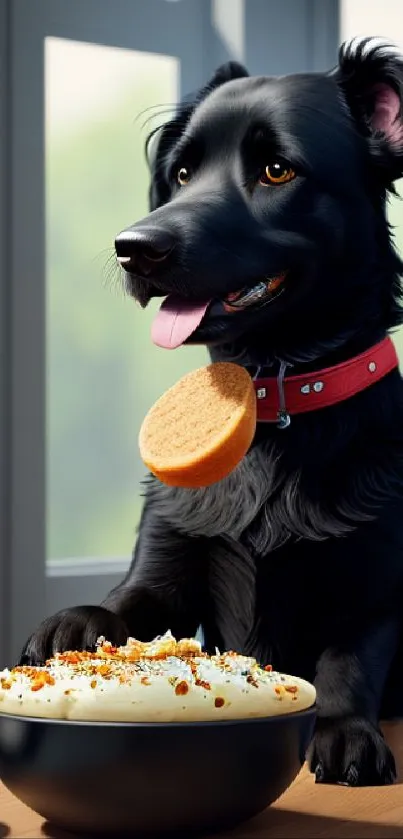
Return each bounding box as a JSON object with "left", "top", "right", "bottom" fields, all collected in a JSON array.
[
  {"left": 0, "top": 0, "right": 12, "bottom": 668},
  {"left": 9, "top": 1, "right": 47, "bottom": 664}
]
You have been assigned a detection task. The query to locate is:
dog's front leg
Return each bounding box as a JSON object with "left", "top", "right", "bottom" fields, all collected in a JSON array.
[
  {"left": 309, "top": 615, "right": 400, "bottom": 786},
  {"left": 20, "top": 502, "right": 206, "bottom": 665},
  {"left": 102, "top": 500, "right": 208, "bottom": 641}
]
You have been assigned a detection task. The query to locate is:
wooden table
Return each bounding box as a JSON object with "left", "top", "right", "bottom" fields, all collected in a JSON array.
[{"left": 1, "top": 722, "right": 403, "bottom": 838}]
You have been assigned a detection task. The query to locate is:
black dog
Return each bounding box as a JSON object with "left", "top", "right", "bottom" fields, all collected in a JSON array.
[{"left": 22, "top": 38, "right": 403, "bottom": 786}]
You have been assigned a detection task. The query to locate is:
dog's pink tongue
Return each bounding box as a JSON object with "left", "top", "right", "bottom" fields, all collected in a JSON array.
[{"left": 151, "top": 296, "right": 211, "bottom": 349}]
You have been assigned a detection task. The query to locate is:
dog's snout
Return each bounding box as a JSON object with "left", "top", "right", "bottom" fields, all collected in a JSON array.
[{"left": 115, "top": 227, "right": 175, "bottom": 276}]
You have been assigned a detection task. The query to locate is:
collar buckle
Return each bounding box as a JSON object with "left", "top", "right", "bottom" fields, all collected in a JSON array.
[
  {"left": 277, "top": 410, "right": 291, "bottom": 429},
  {"left": 276, "top": 359, "right": 293, "bottom": 429}
]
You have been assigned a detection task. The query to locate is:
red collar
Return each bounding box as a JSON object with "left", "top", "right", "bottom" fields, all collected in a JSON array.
[{"left": 253, "top": 336, "right": 399, "bottom": 426}]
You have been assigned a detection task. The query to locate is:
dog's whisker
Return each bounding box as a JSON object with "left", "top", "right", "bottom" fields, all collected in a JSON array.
[
  {"left": 100, "top": 251, "right": 126, "bottom": 296},
  {"left": 133, "top": 102, "right": 180, "bottom": 126},
  {"left": 140, "top": 110, "right": 179, "bottom": 133},
  {"left": 91, "top": 247, "right": 115, "bottom": 266}
]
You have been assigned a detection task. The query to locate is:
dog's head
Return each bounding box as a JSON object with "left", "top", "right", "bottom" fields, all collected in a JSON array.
[{"left": 116, "top": 39, "right": 403, "bottom": 364}]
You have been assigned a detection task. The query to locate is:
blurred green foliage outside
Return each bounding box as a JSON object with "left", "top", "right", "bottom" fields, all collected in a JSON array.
[{"left": 46, "top": 65, "right": 207, "bottom": 561}]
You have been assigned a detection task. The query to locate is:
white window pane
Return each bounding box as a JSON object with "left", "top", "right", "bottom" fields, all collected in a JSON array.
[{"left": 45, "top": 37, "right": 207, "bottom": 562}]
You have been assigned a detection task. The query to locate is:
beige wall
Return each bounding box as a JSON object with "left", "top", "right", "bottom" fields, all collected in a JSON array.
[{"left": 340, "top": 0, "right": 403, "bottom": 50}]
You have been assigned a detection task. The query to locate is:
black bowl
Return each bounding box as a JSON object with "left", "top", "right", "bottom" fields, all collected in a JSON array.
[{"left": 0, "top": 708, "right": 315, "bottom": 834}]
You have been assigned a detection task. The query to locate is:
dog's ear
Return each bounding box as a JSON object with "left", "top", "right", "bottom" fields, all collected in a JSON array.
[
  {"left": 203, "top": 60, "right": 250, "bottom": 91},
  {"left": 335, "top": 38, "right": 403, "bottom": 182},
  {"left": 147, "top": 61, "right": 249, "bottom": 210}
]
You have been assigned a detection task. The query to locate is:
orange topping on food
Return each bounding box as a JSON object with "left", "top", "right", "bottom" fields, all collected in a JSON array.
[
  {"left": 195, "top": 678, "right": 211, "bottom": 690},
  {"left": 61, "top": 652, "right": 80, "bottom": 664},
  {"left": 29, "top": 672, "right": 55, "bottom": 692},
  {"left": 15, "top": 665, "right": 52, "bottom": 678},
  {"left": 174, "top": 680, "right": 189, "bottom": 696},
  {"left": 0, "top": 634, "right": 310, "bottom": 721},
  {"left": 175, "top": 638, "right": 202, "bottom": 657}
]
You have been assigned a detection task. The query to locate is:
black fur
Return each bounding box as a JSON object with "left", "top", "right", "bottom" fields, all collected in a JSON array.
[{"left": 21, "top": 39, "right": 403, "bottom": 786}]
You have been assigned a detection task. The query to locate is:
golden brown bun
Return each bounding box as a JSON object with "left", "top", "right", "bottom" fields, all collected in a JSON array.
[{"left": 139, "top": 362, "right": 257, "bottom": 487}]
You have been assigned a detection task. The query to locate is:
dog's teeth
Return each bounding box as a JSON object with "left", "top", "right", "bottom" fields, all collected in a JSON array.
[{"left": 117, "top": 256, "right": 132, "bottom": 265}]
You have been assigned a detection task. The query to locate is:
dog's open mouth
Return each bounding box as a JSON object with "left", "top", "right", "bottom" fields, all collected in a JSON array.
[
  {"left": 151, "top": 272, "right": 287, "bottom": 349},
  {"left": 222, "top": 273, "right": 286, "bottom": 313}
]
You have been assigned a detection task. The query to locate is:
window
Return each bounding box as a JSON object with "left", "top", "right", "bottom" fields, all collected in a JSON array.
[{"left": 45, "top": 37, "right": 207, "bottom": 563}]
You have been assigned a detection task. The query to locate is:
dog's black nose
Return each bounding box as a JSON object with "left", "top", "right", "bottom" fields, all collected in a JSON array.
[{"left": 115, "top": 227, "right": 175, "bottom": 276}]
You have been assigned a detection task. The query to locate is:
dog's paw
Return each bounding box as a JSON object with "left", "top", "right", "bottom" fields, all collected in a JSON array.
[
  {"left": 308, "top": 717, "right": 396, "bottom": 786},
  {"left": 19, "top": 605, "right": 129, "bottom": 666}
]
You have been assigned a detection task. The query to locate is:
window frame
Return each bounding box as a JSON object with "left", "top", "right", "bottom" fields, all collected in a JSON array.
[{"left": 0, "top": 0, "right": 339, "bottom": 666}]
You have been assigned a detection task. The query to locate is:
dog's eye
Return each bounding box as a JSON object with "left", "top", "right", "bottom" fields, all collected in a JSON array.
[
  {"left": 260, "top": 162, "right": 295, "bottom": 186},
  {"left": 177, "top": 167, "right": 191, "bottom": 186}
]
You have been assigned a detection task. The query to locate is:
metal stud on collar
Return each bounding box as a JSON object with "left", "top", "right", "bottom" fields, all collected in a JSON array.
[{"left": 301, "top": 381, "right": 324, "bottom": 394}]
